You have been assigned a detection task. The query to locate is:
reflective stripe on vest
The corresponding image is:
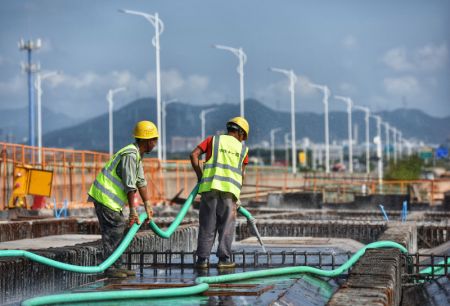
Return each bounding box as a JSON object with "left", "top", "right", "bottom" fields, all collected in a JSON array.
[
  {"left": 199, "top": 135, "right": 248, "bottom": 199},
  {"left": 88, "top": 144, "right": 141, "bottom": 212}
]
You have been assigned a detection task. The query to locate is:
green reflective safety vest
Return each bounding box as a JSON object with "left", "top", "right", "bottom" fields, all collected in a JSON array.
[
  {"left": 88, "top": 144, "right": 141, "bottom": 212},
  {"left": 199, "top": 135, "right": 248, "bottom": 199}
]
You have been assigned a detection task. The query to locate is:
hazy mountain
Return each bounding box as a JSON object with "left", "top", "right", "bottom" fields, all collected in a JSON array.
[
  {"left": 0, "top": 106, "right": 82, "bottom": 143},
  {"left": 42, "top": 98, "right": 450, "bottom": 152}
]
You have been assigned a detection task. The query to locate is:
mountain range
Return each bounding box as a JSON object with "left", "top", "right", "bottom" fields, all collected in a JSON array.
[{"left": 2, "top": 98, "right": 449, "bottom": 152}]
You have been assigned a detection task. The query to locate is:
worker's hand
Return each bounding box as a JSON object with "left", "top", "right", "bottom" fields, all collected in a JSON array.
[
  {"left": 144, "top": 200, "right": 153, "bottom": 224},
  {"left": 236, "top": 199, "right": 242, "bottom": 210},
  {"left": 128, "top": 208, "right": 140, "bottom": 227}
]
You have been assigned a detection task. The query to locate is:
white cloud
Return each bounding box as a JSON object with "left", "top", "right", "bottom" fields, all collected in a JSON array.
[
  {"left": 382, "top": 47, "right": 414, "bottom": 71},
  {"left": 0, "top": 69, "right": 224, "bottom": 118},
  {"left": 254, "top": 74, "right": 316, "bottom": 106},
  {"left": 342, "top": 35, "right": 358, "bottom": 49},
  {"left": 383, "top": 76, "right": 420, "bottom": 96},
  {"left": 382, "top": 43, "right": 448, "bottom": 72},
  {"left": 414, "top": 43, "right": 448, "bottom": 71}
]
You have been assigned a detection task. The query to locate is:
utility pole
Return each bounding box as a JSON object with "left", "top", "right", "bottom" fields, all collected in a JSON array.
[
  {"left": 120, "top": 9, "right": 164, "bottom": 160},
  {"left": 270, "top": 68, "right": 298, "bottom": 174},
  {"left": 372, "top": 115, "right": 383, "bottom": 191},
  {"left": 309, "top": 83, "right": 331, "bottom": 173},
  {"left": 270, "top": 128, "right": 282, "bottom": 166},
  {"left": 213, "top": 45, "right": 247, "bottom": 117},
  {"left": 334, "top": 95, "right": 354, "bottom": 173},
  {"left": 35, "top": 71, "right": 59, "bottom": 164},
  {"left": 107, "top": 87, "right": 126, "bottom": 156},
  {"left": 19, "top": 38, "right": 41, "bottom": 146},
  {"left": 354, "top": 105, "right": 370, "bottom": 174},
  {"left": 200, "top": 108, "right": 217, "bottom": 141},
  {"left": 162, "top": 98, "right": 177, "bottom": 161}
]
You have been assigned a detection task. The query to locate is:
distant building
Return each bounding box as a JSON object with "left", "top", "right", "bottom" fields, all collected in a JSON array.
[{"left": 170, "top": 136, "right": 202, "bottom": 152}]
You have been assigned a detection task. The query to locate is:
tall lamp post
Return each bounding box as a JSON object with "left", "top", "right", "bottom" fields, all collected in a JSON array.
[
  {"left": 284, "top": 132, "right": 290, "bottom": 167},
  {"left": 270, "top": 128, "right": 282, "bottom": 166},
  {"left": 107, "top": 87, "right": 126, "bottom": 156},
  {"left": 372, "top": 115, "right": 383, "bottom": 189},
  {"left": 212, "top": 44, "right": 247, "bottom": 117},
  {"left": 354, "top": 105, "right": 370, "bottom": 174},
  {"left": 391, "top": 126, "right": 398, "bottom": 164},
  {"left": 309, "top": 83, "right": 331, "bottom": 173},
  {"left": 270, "top": 68, "right": 298, "bottom": 174},
  {"left": 398, "top": 130, "right": 403, "bottom": 158},
  {"left": 162, "top": 98, "right": 178, "bottom": 161},
  {"left": 120, "top": 9, "right": 164, "bottom": 160},
  {"left": 384, "top": 122, "right": 390, "bottom": 162},
  {"left": 334, "top": 95, "right": 354, "bottom": 173},
  {"left": 200, "top": 108, "right": 217, "bottom": 141},
  {"left": 19, "top": 38, "right": 41, "bottom": 147},
  {"left": 35, "top": 70, "right": 59, "bottom": 164}
]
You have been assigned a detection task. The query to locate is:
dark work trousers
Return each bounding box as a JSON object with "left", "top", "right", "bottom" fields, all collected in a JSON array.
[
  {"left": 196, "top": 190, "right": 236, "bottom": 260},
  {"left": 93, "top": 201, "right": 126, "bottom": 269}
]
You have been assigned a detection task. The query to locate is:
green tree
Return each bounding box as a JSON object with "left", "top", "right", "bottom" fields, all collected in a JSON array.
[{"left": 384, "top": 155, "right": 424, "bottom": 180}]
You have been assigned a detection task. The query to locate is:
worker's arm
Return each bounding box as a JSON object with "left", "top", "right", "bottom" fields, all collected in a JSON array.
[
  {"left": 120, "top": 153, "right": 152, "bottom": 226},
  {"left": 138, "top": 186, "right": 153, "bottom": 223},
  {"left": 190, "top": 147, "right": 204, "bottom": 182}
]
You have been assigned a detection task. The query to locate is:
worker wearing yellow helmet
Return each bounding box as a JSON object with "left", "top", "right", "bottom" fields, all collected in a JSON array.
[
  {"left": 88, "top": 120, "right": 158, "bottom": 278},
  {"left": 190, "top": 116, "right": 250, "bottom": 269}
]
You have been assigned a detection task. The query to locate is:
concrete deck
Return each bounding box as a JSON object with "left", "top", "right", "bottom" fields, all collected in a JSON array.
[{"left": 0, "top": 234, "right": 101, "bottom": 250}]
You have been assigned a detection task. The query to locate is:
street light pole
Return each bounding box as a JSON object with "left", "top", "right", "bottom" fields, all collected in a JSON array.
[
  {"left": 334, "top": 96, "right": 354, "bottom": 173},
  {"left": 35, "top": 70, "right": 59, "bottom": 164},
  {"left": 162, "top": 98, "right": 178, "bottom": 161},
  {"left": 120, "top": 9, "right": 164, "bottom": 160},
  {"left": 213, "top": 44, "right": 247, "bottom": 117},
  {"left": 309, "top": 83, "right": 331, "bottom": 173},
  {"left": 354, "top": 105, "right": 370, "bottom": 174},
  {"left": 19, "top": 38, "right": 41, "bottom": 147},
  {"left": 107, "top": 87, "right": 126, "bottom": 156},
  {"left": 270, "top": 128, "right": 282, "bottom": 166},
  {"left": 200, "top": 108, "right": 217, "bottom": 141},
  {"left": 391, "top": 126, "right": 398, "bottom": 164},
  {"left": 384, "top": 122, "right": 390, "bottom": 162},
  {"left": 372, "top": 115, "right": 383, "bottom": 189},
  {"left": 284, "top": 132, "right": 290, "bottom": 168},
  {"left": 398, "top": 131, "right": 403, "bottom": 158},
  {"left": 270, "top": 68, "right": 298, "bottom": 174}
]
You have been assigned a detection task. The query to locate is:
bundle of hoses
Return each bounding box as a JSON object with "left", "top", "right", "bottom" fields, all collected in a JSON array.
[{"left": 0, "top": 185, "right": 447, "bottom": 305}]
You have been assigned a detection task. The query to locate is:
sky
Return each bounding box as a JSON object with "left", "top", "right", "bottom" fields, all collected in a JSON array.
[{"left": 0, "top": 0, "right": 449, "bottom": 120}]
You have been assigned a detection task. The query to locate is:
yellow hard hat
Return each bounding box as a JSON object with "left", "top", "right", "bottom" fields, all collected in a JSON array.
[
  {"left": 227, "top": 116, "right": 249, "bottom": 139},
  {"left": 133, "top": 121, "right": 159, "bottom": 139}
]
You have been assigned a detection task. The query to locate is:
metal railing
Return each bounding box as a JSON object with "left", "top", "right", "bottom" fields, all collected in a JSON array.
[{"left": 1, "top": 142, "right": 448, "bottom": 209}]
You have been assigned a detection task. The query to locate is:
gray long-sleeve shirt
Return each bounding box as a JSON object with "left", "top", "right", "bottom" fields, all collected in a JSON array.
[{"left": 116, "top": 144, "right": 147, "bottom": 194}]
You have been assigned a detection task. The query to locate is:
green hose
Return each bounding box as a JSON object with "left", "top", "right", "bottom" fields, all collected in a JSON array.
[
  {"left": 21, "top": 240, "right": 408, "bottom": 306},
  {"left": 0, "top": 185, "right": 199, "bottom": 273}
]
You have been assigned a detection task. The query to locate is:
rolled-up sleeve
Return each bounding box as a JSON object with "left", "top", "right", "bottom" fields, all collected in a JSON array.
[{"left": 119, "top": 153, "right": 147, "bottom": 194}]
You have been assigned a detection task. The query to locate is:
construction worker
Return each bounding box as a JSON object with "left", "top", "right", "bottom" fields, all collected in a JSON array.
[
  {"left": 190, "top": 116, "right": 249, "bottom": 269},
  {"left": 88, "top": 121, "right": 158, "bottom": 278}
]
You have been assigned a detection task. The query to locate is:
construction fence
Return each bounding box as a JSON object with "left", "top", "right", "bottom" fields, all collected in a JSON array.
[{"left": 1, "top": 142, "right": 449, "bottom": 210}]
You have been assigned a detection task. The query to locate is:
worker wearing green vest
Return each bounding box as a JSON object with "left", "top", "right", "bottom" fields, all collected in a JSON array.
[
  {"left": 190, "top": 117, "right": 249, "bottom": 269},
  {"left": 88, "top": 121, "right": 158, "bottom": 278}
]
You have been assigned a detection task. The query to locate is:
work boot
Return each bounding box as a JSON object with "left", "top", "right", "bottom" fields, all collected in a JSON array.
[
  {"left": 217, "top": 258, "right": 236, "bottom": 269},
  {"left": 195, "top": 257, "right": 209, "bottom": 269},
  {"left": 115, "top": 268, "right": 136, "bottom": 276},
  {"left": 104, "top": 268, "right": 127, "bottom": 278}
]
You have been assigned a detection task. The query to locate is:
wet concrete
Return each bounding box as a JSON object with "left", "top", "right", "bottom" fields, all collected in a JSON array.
[
  {"left": 0, "top": 226, "right": 199, "bottom": 305},
  {"left": 32, "top": 243, "right": 350, "bottom": 306}
]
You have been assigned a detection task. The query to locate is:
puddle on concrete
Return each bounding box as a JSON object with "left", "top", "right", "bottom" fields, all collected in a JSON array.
[{"left": 60, "top": 245, "right": 347, "bottom": 306}]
